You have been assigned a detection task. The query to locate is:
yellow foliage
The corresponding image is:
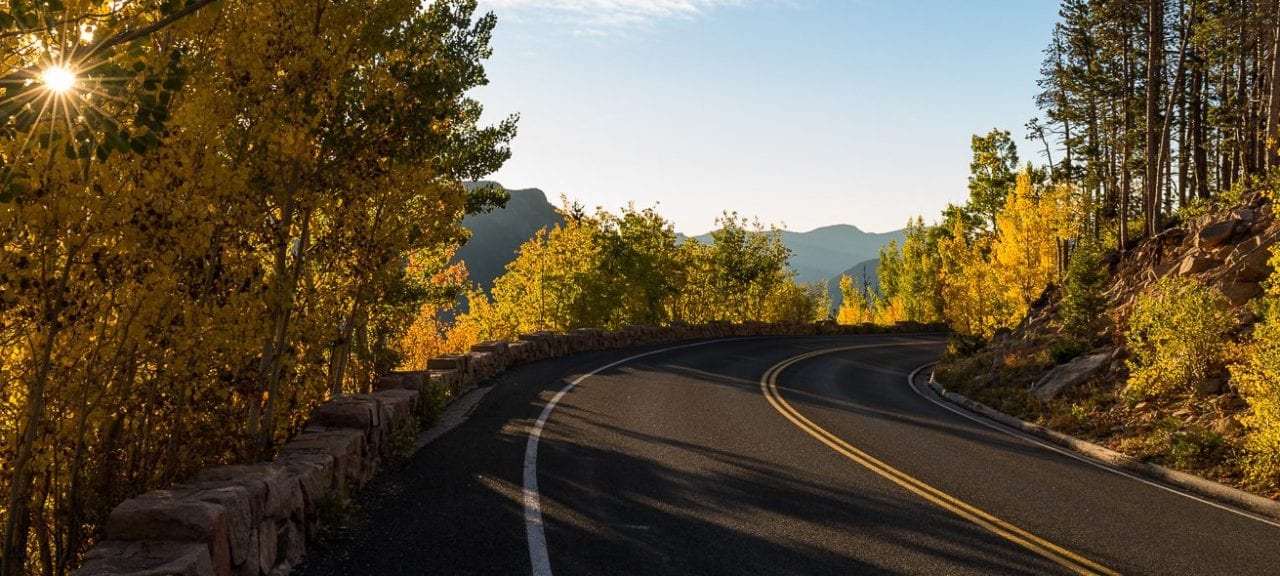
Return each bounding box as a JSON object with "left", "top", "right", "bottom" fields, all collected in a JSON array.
[
  {"left": 1125, "top": 276, "right": 1232, "bottom": 398},
  {"left": 436, "top": 207, "right": 824, "bottom": 345},
  {"left": 396, "top": 307, "right": 451, "bottom": 371},
  {"left": 1233, "top": 313, "right": 1280, "bottom": 489},
  {"left": 991, "top": 174, "right": 1074, "bottom": 318},
  {"left": 0, "top": 1, "right": 514, "bottom": 569},
  {"left": 937, "top": 221, "right": 1011, "bottom": 338},
  {"left": 1231, "top": 246, "right": 1280, "bottom": 489},
  {"left": 836, "top": 275, "right": 872, "bottom": 325},
  {"left": 485, "top": 218, "right": 606, "bottom": 335},
  {"left": 936, "top": 170, "right": 1078, "bottom": 338}
]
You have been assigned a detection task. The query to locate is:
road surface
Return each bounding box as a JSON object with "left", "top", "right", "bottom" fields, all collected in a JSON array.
[{"left": 299, "top": 335, "right": 1280, "bottom": 575}]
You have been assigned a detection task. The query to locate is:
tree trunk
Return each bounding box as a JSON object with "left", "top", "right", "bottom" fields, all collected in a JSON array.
[
  {"left": 1237, "top": 14, "right": 1249, "bottom": 181},
  {"left": 1122, "top": 31, "right": 1137, "bottom": 251},
  {"left": 1145, "top": 0, "right": 1165, "bottom": 236},
  {"left": 1268, "top": 0, "right": 1280, "bottom": 170},
  {"left": 1190, "top": 47, "right": 1210, "bottom": 198},
  {"left": 2, "top": 245, "right": 73, "bottom": 576},
  {"left": 1222, "top": 63, "right": 1236, "bottom": 191},
  {"left": 327, "top": 295, "right": 365, "bottom": 397},
  {"left": 257, "top": 206, "right": 311, "bottom": 456},
  {"left": 1178, "top": 83, "right": 1190, "bottom": 207},
  {"left": 1244, "top": 20, "right": 1260, "bottom": 177}
]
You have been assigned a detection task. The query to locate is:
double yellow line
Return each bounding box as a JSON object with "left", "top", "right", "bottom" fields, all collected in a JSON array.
[{"left": 760, "top": 346, "right": 1119, "bottom": 576}]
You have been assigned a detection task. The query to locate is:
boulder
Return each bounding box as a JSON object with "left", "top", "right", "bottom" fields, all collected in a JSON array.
[
  {"left": 280, "top": 520, "right": 305, "bottom": 567},
  {"left": 185, "top": 486, "right": 253, "bottom": 572},
  {"left": 1225, "top": 235, "right": 1276, "bottom": 283},
  {"left": 506, "top": 341, "right": 531, "bottom": 363},
  {"left": 1177, "top": 254, "right": 1216, "bottom": 276},
  {"left": 570, "top": 329, "right": 603, "bottom": 351},
  {"left": 1194, "top": 375, "right": 1228, "bottom": 395},
  {"left": 1218, "top": 281, "right": 1263, "bottom": 307},
  {"left": 275, "top": 451, "right": 334, "bottom": 518},
  {"left": 471, "top": 341, "right": 509, "bottom": 372},
  {"left": 1214, "top": 416, "right": 1245, "bottom": 437},
  {"left": 1027, "top": 351, "right": 1110, "bottom": 402},
  {"left": 466, "top": 351, "right": 497, "bottom": 379},
  {"left": 1232, "top": 208, "right": 1258, "bottom": 224},
  {"left": 1197, "top": 219, "right": 1239, "bottom": 249},
  {"left": 518, "top": 332, "right": 559, "bottom": 358},
  {"left": 372, "top": 389, "right": 418, "bottom": 427},
  {"left": 76, "top": 540, "right": 214, "bottom": 576},
  {"left": 371, "top": 389, "right": 419, "bottom": 456},
  {"left": 471, "top": 340, "right": 508, "bottom": 355},
  {"left": 428, "top": 369, "right": 463, "bottom": 395},
  {"left": 256, "top": 520, "right": 277, "bottom": 573}
]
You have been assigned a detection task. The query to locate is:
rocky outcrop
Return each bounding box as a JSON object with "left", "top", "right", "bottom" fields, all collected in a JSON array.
[
  {"left": 1104, "top": 190, "right": 1276, "bottom": 324},
  {"left": 1197, "top": 219, "right": 1239, "bottom": 248},
  {"left": 74, "top": 319, "right": 947, "bottom": 576},
  {"left": 1028, "top": 351, "right": 1111, "bottom": 401}
]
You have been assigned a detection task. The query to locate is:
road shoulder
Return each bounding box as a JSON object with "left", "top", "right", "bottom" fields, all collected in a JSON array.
[{"left": 911, "top": 363, "right": 1280, "bottom": 526}]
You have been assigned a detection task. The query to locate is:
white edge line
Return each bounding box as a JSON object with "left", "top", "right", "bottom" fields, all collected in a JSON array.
[
  {"left": 523, "top": 338, "right": 742, "bottom": 576},
  {"left": 905, "top": 362, "right": 1280, "bottom": 530}
]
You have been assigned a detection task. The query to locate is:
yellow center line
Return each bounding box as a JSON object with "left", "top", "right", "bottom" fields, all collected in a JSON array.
[{"left": 760, "top": 346, "right": 1120, "bottom": 576}]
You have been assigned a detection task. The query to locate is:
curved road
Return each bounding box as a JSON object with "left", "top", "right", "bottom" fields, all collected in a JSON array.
[{"left": 300, "top": 335, "right": 1280, "bottom": 575}]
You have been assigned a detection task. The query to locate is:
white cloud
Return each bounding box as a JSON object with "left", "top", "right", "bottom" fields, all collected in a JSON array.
[{"left": 480, "top": 0, "right": 747, "bottom": 36}]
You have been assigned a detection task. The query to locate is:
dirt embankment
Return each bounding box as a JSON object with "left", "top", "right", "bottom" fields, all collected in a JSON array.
[{"left": 937, "top": 186, "right": 1278, "bottom": 498}]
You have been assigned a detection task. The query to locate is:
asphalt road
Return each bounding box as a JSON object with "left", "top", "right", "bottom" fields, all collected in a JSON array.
[{"left": 298, "top": 335, "right": 1280, "bottom": 575}]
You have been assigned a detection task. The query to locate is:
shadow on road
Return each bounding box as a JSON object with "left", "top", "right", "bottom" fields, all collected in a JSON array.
[{"left": 300, "top": 336, "right": 1066, "bottom": 576}]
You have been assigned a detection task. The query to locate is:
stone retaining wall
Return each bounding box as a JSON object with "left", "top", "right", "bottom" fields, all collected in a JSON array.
[{"left": 75, "top": 320, "right": 945, "bottom": 576}]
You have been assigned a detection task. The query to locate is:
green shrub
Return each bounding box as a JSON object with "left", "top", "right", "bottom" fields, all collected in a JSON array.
[
  {"left": 418, "top": 381, "right": 450, "bottom": 428},
  {"left": 1174, "top": 179, "right": 1243, "bottom": 222},
  {"left": 1047, "top": 338, "right": 1090, "bottom": 365},
  {"left": 944, "top": 333, "right": 986, "bottom": 361},
  {"left": 1153, "top": 412, "right": 1227, "bottom": 469},
  {"left": 1231, "top": 245, "right": 1280, "bottom": 489},
  {"left": 1061, "top": 239, "right": 1108, "bottom": 340},
  {"left": 1168, "top": 426, "right": 1225, "bottom": 469},
  {"left": 318, "top": 492, "right": 355, "bottom": 528},
  {"left": 1125, "top": 276, "right": 1232, "bottom": 398}
]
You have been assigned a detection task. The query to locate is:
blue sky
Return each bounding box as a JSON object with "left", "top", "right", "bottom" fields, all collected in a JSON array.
[{"left": 472, "top": 0, "right": 1061, "bottom": 234}]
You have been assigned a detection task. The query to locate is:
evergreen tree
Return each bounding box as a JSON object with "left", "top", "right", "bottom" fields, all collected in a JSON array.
[
  {"left": 1061, "top": 238, "right": 1109, "bottom": 340},
  {"left": 966, "top": 129, "right": 1021, "bottom": 230}
]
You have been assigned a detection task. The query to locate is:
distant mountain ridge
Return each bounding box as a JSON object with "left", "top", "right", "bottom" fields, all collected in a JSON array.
[
  {"left": 689, "top": 224, "right": 903, "bottom": 285},
  {"left": 828, "top": 258, "right": 882, "bottom": 310},
  {"left": 456, "top": 183, "right": 903, "bottom": 300},
  {"left": 455, "top": 184, "right": 564, "bottom": 293}
]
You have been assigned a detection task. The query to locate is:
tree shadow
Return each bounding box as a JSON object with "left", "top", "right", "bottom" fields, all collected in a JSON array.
[{"left": 299, "top": 337, "right": 1075, "bottom": 576}]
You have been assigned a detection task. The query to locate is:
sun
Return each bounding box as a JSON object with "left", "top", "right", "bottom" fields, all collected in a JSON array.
[{"left": 40, "top": 66, "right": 76, "bottom": 94}]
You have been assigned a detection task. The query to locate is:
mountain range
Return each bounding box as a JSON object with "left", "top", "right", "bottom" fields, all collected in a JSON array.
[
  {"left": 455, "top": 184, "right": 565, "bottom": 293},
  {"left": 456, "top": 185, "right": 902, "bottom": 309},
  {"left": 686, "top": 226, "right": 900, "bottom": 285}
]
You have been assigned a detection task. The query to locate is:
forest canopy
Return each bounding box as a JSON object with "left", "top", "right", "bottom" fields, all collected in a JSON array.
[{"left": 0, "top": 1, "right": 515, "bottom": 573}]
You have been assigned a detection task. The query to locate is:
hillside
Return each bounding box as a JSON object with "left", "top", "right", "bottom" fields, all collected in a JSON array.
[
  {"left": 457, "top": 184, "right": 903, "bottom": 294},
  {"left": 455, "top": 185, "right": 564, "bottom": 292},
  {"left": 936, "top": 187, "right": 1278, "bottom": 497},
  {"left": 826, "top": 258, "right": 881, "bottom": 308},
  {"left": 690, "top": 224, "right": 904, "bottom": 285}
]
